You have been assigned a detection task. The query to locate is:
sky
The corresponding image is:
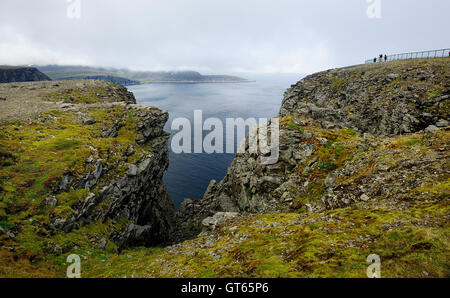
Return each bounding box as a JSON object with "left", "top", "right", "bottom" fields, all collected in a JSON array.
[{"left": 0, "top": 0, "right": 449, "bottom": 75}]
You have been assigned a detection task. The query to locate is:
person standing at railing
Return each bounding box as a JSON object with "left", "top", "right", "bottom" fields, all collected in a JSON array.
[
  {"left": 379, "top": 54, "right": 383, "bottom": 62},
  {"left": 384, "top": 55, "right": 387, "bottom": 62}
]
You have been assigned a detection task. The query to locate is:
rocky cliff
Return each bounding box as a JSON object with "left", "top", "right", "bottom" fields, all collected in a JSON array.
[
  {"left": 0, "top": 59, "right": 448, "bottom": 278},
  {"left": 175, "top": 59, "right": 449, "bottom": 234},
  {"left": 0, "top": 66, "right": 51, "bottom": 83},
  {"left": 167, "top": 58, "right": 449, "bottom": 277},
  {"left": 67, "top": 58, "right": 447, "bottom": 278},
  {"left": 0, "top": 80, "right": 175, "bottom": 276}
]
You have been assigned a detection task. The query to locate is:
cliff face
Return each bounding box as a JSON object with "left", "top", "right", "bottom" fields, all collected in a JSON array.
[
  {"left": 279, "top": 59, "right": 448, "bottom": 135},
  {"left": 0, "top": 67, "right": 51, "bottom": 83},
  {"left": 0, "top": 80, "right": 174, "bottom": 276}
]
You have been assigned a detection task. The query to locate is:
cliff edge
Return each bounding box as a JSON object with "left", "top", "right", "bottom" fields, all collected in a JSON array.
[
  {"left": 175, "top": 58, "right": 449, "bottom": 232},
  {"left": 0, "top": 80, "right": 174, "bottom": 276},
  {"left": 154, "top": 58, "right": 448, "bottom": 278}
]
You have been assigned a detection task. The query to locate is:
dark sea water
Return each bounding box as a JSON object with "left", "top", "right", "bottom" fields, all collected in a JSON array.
[{"left": 128, "top": 73, "right": 303, "bottom": 208}]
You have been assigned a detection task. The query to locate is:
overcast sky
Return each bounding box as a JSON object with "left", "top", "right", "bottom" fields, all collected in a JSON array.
[{"left": 0, "top": 0, "right": 449, "bottom": 74}]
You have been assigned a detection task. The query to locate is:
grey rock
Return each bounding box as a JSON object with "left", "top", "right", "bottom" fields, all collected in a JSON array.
[
  {"left": 317, "top": 137, "right": 328, "bottom": 144},
  {"left": 98, "top": 238, "right": 107, "bottom": 249},
  {"left": 360, "top": 194, "right": 370, "bottom": 202},
  {"left": 386, "top": 73, "right": 399, "bottom": 82},
  {"left": 204, "top": 180, "right": 217, "bottom": 196},
  {"left": 202, "top": 212, "right": 239, "bottom": 232},
  {"left": 126, "top": 163, "right": 138, "bottom": 176},
  {"left": 424, "top": 125, "right": 439, "bottom": 134},
  {"left": 101, "top": 122, "right": 123, "bottom": 138},
  {"left": 125, "top": 145, "right": 135, "bottom": 157},
  {"left": 82, "top": 160, "right": 103, "bottom": 190},
  {"left": 45, "top": 196, "right": 58, "bottom": 207},
  {"left": 101, "top": 127, "right": 118, "bottom": 138},
  {"left": 58, "top": 175, "right": 70, "bottom": 192},
  {"left": 86, "top": 155, "right": 94, "bottom": 163},
  {"left": 82, "top": 118, "right": 96, "bottom": 125},
  {"left": 293, "top": 143, "right": 316, "bottom": 161},
  {"left": 261, "top": 176, "right": 282, "bottom": 186},
  {"left": 435, "top": 119, "right": 449, "bottom": 128},
  {"left": 324, "top": 173, "right": 338, "bottom": 189},
  {"left": 308, "top": 157, "right": 318, "bottom": 167}
]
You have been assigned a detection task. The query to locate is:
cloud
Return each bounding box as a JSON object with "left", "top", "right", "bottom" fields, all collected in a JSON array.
[
  {"left": 0, "top": 0, "right": 449, "bottom": 73},
  {"left": 0, "top": 26, "right": 91, "bottom": 66}
]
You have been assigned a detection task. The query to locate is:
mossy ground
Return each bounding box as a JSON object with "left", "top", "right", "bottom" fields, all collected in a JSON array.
[
  {"left": 0, "top": 94, "right": 150, "bottom": 277},
  {"left": 43, "top": 84, "right": 120, "bottom": 104},
  {"left": 73, "top": 197, "right": 448, "bottom": 278}
]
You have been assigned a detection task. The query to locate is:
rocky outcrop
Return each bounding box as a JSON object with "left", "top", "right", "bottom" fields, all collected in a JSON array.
[
  {"left": 0, "top": 67, "right": 51, "bottom": 83},
  {"left": 174, "top": 58, "right": 450, "bottom": 241},
  {"left": 0, "top": 80, "right": 175, "bottom": 251},
  {"left": 279, "top": 61, "right": 449, "bottom": 136},
  {"left": 50, "top": 104, "right": 175, "bottom": 248},
  {"left": 201, "top": 212, "right": 239, "bottom": 232}
]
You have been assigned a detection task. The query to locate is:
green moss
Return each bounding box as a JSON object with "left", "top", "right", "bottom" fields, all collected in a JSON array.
[
  {"left": 0, "top": 100, "right": 153, "bottom": 277},
  {"left": 287, "top": 122, "right": 304, "bottom": 132},
  {"left": 345, "top": 129, "right": 359, "bottom": 137},
  {"left": 402, "top": 138, "right": 420, "bottom": 146},
  {"left": 329, "top": 76, "right": 346, "bottom": 91},
  {"left": 426, "top": 85, "right": 445, "bottom": 100},
  {"left": 318, "top": 161, "right": 338, "bottom": 173},
  {"left": 43, "top": 86, "right": 110, "bottom": 104},
  {"left": 59, "top": 196, "right": 448, "bottom": 278},
  {"left": 0, "top": 221, "right": 14, "bottom": 229}
]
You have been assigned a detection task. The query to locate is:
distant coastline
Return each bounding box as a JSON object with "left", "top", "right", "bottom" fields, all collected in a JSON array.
[
  {"left": 35, "top": 65, "right": 250, "bottom": 85},
  {"left": 138, "top": 79, "right": 254, "bottom": 84}
]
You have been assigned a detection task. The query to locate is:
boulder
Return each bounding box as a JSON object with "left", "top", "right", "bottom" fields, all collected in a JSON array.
[
  {"left": 436, "top": 119, "right": 449, "bottom": 128},
  {"left": 202, "top": 212, "right": 239, "bottom": 232},
  {"left": 425, "top": 125, "right": 439, "bottom": 134}
]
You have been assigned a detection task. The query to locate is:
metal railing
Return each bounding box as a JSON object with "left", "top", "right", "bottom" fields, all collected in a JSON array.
[{"left": 365, "top": 48, "right": 450, "bottom": 64}]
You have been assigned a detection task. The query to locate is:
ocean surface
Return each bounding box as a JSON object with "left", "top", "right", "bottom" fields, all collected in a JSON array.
[{"left": 128, "top": 73, "right": 303, "bottom": 208}]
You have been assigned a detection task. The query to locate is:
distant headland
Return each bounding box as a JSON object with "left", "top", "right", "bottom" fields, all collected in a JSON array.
[{"left": 36, "top": 65, "right": 250, "bottom": 85}]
